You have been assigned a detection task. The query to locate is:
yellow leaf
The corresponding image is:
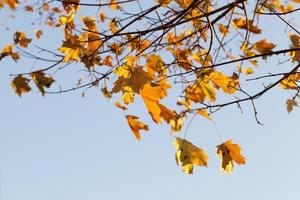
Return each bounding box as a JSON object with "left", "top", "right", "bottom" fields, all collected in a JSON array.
[
  {"left": 156, "top": 0, "right": 172, "bottom": 6},
  {"left": 174, "top": 137, "right": 208, "bottom": 174},
  {"left": 145, "top": 54, "right": 166, "bottom": 78},
  {"left": 233, "top": 18, "right": 261, "bottom": 34},
  {"left": 109, "top": 0, "right": 122, "bottom": 10},
  {"left": 122, "top": 86, "right": 135, "bottom": 104},
  {"left": 185, "top": 79, "right": 216, "bottom": 103},
  {"left": 243, "top": 67, "right": 253, "bottom": 75},
  {"left": 280, "top": 73, "right": 300, "bottom": 89},
  {"left": 286, "top": 99, "right": 298, "bottom": 113},
  {"left": 197, "top": 109, "right": 212, "bottom": 120},
  {"left": 169, "top": 115, "right": 183, "bottom": 133},
  {"left": 59, "top": 38, "right": 83, "bottom": 62},
  {"left": 217, "top": 140, "right": 246, "bottom": 174},
  {"left": 0, "top": 44, "right": 19, "bottom": 61},
  {"left": 177, "top": 98, "right": 191, "bottom": 109},
  {"left": 31, "top": 72, "right": 55, "bottom": 96},
  {"left": 126, "top": 115, "right": 149, "bottom": 140},
  {"left": 11, "top": 75, "right": 31, "bottom": 97},
  {"left": 110, "top": 18, "right": 119, "bottom": 34},
  {"left": 210, "top": 71, "right": 239, "bottom": 94}
]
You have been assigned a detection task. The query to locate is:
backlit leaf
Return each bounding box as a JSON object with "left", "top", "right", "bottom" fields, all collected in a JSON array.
[
  {"left": 126, "top": 115, "right": 149, "bottom": 140},
  {"left": 217, "top": 140, "right": 246, "bottom": 174},
  {"left": 174, "top": 137, "right": 208, "bottom": 174},
  {"left": 11, "top": 75, "right": 31, "bottom": 97}
]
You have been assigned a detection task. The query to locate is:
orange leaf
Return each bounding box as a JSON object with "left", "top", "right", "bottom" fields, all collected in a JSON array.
[
  {"left": 217, "top": 140, "right": 246, "bottom": 174},
  {"left": 126, "top": 115, "right": 149, "bottom": 140}
]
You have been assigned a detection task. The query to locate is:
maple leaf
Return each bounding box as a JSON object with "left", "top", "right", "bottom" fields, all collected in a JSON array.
[
  {"left": 280, "top": 73, "right": 300, "bottom": 90},
  {"left": 289, "top": 33, "right": 300, "bottom": 63},
  {"left": 210, "top": 71, "right": 239, "bottom": 94},
  {"left": 31, "top": 72, "right": 55, "bottom": 96},
  {"left": 11, "top": 75, "right": 31, "bottom": 97},
  {"left": 286, "top": 99, "right": 298, "bottom": 113},
  {"left": 185, "top": 79, "right": 216, "bottom": 104},
  {"left": 59, "top": 36, "right": 83, "bottom": 62},
  {"left": 253, "top": 39, "right": 276, "bottom": 55},
  {"left": 233, "top": 18, "right": 261, "bottom": 34},
  {"left": 81, "top": 17, "right": 102, "bottom": 54},
  {"left": 126, "top": 115, "right": 149, "bottom": 141},
  {"left": 140, "top": 80, "right": 172, "bottom": 123},
  {"left": 174, "top": 137, "right": 208, "bottom": 174},
  {"left": 0, "top": 44, "right": 19, "bottom": 61},
  {"left": 145, "top": 54, "right": 166, "bottom": 78},
  {"left": 217, "top": 140, "right": 246, "bottom": 174},
  {"left": 14, "top": 32, "right": 32, "bottom": 48},
  {"left": 112, "top": 57, "right": 153, "bottom": 104}
]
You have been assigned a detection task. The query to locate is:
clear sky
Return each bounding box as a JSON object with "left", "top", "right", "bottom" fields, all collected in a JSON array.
[{"left": 0, "top": 1, "right": 300, "bottom": 200}]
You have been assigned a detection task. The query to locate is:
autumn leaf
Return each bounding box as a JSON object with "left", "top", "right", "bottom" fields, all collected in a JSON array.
[
  {"left": 217, "top": 140, "right": 246, "bottom": 174},
  {"left": 62, "top": 0, "right": 80, "bottom": 13},
  {"left": 185, "top": 79, "right": 216, "bottom": 104},
  {"left": 0, "top": 44, "right": 19, "bottom": 61},
  {"left": 286, "top": 99, "right": 298, "bottom": 113},
  {"left": 280, "top": 73, "right": 300, "bottom": 90},
  {"left": 31, "top": 72, "right": 55, "bottom": 96},
  {"left": 14, "top": 31, "right": 32, "bottom": 48},
  {"left": 109, "top": 0, "right": 121, "bottom": 10},
  {"left": 289, "top": 33, "right": 300, "bottom": 63},
  {"left": 156, "top": 0, "right": 172, "bottom": 6},
  {"left": 11, "top": 75, "right": 31, "bottom": 97},
  {"left": 114, "top": 102, "right": 127, "bottom": 110},
  {"left": 25, "top": 5, "right": 33, "bottom": 12},
  {"left": 99, "top": 12, "right": 106, "bottom": 22},
  {"left": 218, "top": 24, "right": 229, "bottom": 36},
  {"left": 126, "top": 115, "right": 149, "bottom": 140},
  {"left": 2, "top": 0, "right": 19, "bottom": 9},
  {"left": 174, "top": 137, "right": 208, "bottom": 174},
  {"left": 59, "top": 37, "right": 83, "bottom": 62},
  {"left": 253, "top": 39, "right": 276, "bottom": 54},
  {"left": 81, "top": 16, "right": 102, "bottom": 53},
  {"left": 233, "top": 18, "right": 261, "bottom": 34},
  {"left": 145, "top": 54, "right": 166, "bottom": 78},
  {"left": 197, "top": 109, "right": 212, "bottom": 120},
  {"left": 209, "top": 71, "right": 239, "bottom": 94},
  {"left": 35, "top": 30, "right": 43, "bottom": 39},
  {"left": 110, "top": 18, "right": 119, "bottom": 34},
  {"left": 140, "top": 80, "right": 172, "bottom": 123}
]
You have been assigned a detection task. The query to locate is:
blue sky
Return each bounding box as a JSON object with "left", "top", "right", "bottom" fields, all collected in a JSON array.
[{"left": 1, "top": 1, "right": 300, "bottom": 200}]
